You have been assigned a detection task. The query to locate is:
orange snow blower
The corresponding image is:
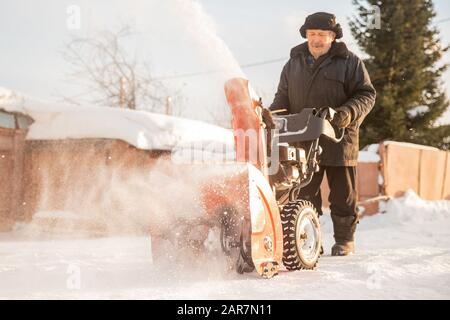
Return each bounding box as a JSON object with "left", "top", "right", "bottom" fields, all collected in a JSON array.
[
  {"left": 200, "top": 78, "right": 345, "bottom": 278},
  {"left": 151, "top": 77, "right": 344, "bottom": 279}
]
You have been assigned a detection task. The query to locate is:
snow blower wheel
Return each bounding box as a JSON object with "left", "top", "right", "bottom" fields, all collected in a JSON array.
[{"left": 281, "top": 200, "right": 321, "bottom": 270}]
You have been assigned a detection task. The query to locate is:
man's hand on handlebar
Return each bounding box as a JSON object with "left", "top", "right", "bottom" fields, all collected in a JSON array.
[
  {"left": 331, "top": 107, "right": 352, "bottom": 129},
  {"left": 262, "top": 108, "right": 276, "bottom": 129}
]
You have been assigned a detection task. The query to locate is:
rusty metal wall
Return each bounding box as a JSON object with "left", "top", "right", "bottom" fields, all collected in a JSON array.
[
  {"left": 0, "top": 128, "right": 14, "bottom": 230},
  {"left": 21, "top": 139, "right": 168, "bottom": 222},
  {"left": 0, "top": 128, "right": 27, "bottom": 231}
]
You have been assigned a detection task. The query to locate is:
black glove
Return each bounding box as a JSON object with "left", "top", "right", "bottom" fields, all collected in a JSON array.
[
  {"left": 332, "top": 107, "right": 352, "bottom": 128},
  {"left": 261, "top": 108, "right": 276, "bottom": 129}
]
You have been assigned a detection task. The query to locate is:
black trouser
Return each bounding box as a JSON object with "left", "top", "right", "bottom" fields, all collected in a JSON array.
[{"left": 298, "top": 166, "right": 359, "bottom": 242}]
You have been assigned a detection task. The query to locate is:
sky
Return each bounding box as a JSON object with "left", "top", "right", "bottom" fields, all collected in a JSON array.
[{"left": 1, "top": 0, "right": 450, "bottom": 124}]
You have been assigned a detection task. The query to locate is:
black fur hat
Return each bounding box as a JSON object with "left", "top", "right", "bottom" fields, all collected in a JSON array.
[{"left": 300, "top": 12, "right": 343, "bottom": 39}]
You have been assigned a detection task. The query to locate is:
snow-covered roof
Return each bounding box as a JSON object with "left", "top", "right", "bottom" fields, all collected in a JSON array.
[{"left": 0, "top": 87, "right": 235, "bottom": 152}]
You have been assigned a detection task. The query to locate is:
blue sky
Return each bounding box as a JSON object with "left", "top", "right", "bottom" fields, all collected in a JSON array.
[{"left": 1, "top": 0, "right": 450, "bottom": 123}]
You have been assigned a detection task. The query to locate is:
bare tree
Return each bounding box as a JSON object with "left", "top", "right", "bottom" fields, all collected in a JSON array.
[{"left": 61, "top": 25, "right": 182, "bottom": 114}]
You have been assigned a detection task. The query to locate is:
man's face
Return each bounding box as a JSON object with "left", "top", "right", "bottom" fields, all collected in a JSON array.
[{"left": 306, "top": 29, "right": 336, "bottom": 58}]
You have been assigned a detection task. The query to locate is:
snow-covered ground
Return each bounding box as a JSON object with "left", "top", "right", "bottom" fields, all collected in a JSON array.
[{"left": 0, "top": 190, "right": 449, "bottom": 300}]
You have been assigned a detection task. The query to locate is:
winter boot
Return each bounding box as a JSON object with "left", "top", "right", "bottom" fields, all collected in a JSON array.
[
  {"left": 330, "top": 215, "right": 359, "bottom": 256},
  {"left": 331, "top": 241, "right": 355, "bottom": 256}
]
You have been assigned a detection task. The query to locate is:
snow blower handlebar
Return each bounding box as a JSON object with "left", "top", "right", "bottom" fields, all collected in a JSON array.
[
  {"left": 273, "top": 107, "right": 345, "bottom": 144},
  {"left": 314, "top": 107, "right": 345, "bottom": 143}
]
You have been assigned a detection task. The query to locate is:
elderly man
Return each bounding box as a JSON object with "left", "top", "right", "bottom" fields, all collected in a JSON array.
[{"left": 268, "top": 12, "right": 376, "bottom": 256}]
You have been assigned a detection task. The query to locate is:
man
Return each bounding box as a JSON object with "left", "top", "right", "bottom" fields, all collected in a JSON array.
[{"left": 267, "top": 12, "right": 376, "bottom": 256}]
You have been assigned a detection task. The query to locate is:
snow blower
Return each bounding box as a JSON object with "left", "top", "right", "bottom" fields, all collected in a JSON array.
[
  {"left": 152, "top": 77, "right": 344, "bottom": 279},
  {"left": 201, "top": 78, "right": 345, "bottom": 278}
]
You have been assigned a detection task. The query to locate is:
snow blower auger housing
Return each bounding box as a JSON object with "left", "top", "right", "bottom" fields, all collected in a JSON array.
[{"left": 203, "top": 77, "right": 344, "bottom": 278}]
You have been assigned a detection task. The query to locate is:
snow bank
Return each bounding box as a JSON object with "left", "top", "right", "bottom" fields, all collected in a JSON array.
[
  {"left": 0, "top": 86, "right": 235, "bottom": 153},
  {"left": 1, "top": 189, "right": 450, "bottom": 299},
  {"left": 1, "top": 189, "right": 449, "bottom": 299},
  {"left": 353, "top": 189, "right": 450, "bottom": 256},
  {"left": 375, "top": 189, "right": 450, "bottom": 227}
]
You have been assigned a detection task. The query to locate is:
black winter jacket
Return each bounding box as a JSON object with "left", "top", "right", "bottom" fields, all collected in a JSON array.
[{"left": 270, "top": 42, "right": 376, "bottom": 166}]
